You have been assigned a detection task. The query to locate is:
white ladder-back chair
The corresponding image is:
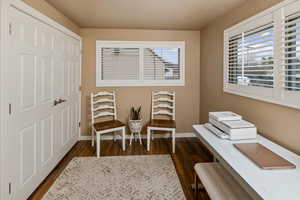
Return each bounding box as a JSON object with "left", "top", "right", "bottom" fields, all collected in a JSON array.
[
  {"left": 91, "top": 91, "right": 126, "bottom": 157},
  {"left": 147, "top": 91, "right": 176, "bottom": 153}
]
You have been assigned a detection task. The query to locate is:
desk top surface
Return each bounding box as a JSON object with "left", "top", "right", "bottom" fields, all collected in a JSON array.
[{"left": 193, "top": 125, "right": 300, "bottom": 200}]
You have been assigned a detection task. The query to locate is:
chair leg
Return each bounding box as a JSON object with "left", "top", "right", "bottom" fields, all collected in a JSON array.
[
  {"left": 172, "top": 129, "right": 176, "bottom": 153},
  {"left": 122, "top": 127, "right": 126, "bottom": 151},
  {"left": 96, "top": 133, "right": 101, "bottom": 158},
  {"left": 130, "top": 131, "right": 134, "bottom": 146},
  {"left": 138, "top": 131, "right": 142, "bottom": 145},
  {"left": 147, "top": 128, "right": 151, "bottom": 151},
  {"left": 91, "top": 128, "right": 95, "bottom": 147},
  {"left": 113, "top": 132, "right": 117, "bottom": 142}
]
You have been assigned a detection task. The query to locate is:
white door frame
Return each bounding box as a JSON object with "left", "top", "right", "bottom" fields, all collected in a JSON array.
[{"left": 0, "top": 0, "right": 81, "bottom": 199}]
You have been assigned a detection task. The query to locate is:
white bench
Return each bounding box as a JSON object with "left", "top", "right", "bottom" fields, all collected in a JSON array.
[{"left": 194, "top": 163, "right": 253, "bottom": 200}]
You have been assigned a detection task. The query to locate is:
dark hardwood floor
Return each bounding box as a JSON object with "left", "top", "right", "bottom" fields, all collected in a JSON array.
[{"left": 28, "top": 138, "right": 213, "bottom": 200}]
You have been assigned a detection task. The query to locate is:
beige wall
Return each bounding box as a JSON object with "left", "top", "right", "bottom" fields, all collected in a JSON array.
[
  {"left": 23, "top": 0, "right": 80, "bottom": 34},
  {"left": 81, "top": 29, "right": 201, "bottom": 136},
  {"left": 200, "top": 0, "right": 300, "bottom": 155}
]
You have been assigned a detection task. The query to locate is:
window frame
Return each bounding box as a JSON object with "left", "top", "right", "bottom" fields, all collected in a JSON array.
[
  {"left": 223, "top": 0, "right": 300, "bottom": 110},
  {"left": 96, "top": 41, "right": 185, "bottom": 87}
]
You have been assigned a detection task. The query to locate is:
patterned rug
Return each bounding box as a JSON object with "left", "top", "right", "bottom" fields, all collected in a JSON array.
[{"left": 42, "top": 155, "right": 186, "bottom": 200}]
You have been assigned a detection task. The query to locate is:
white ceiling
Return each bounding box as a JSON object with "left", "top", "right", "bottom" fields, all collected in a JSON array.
[{"left": 46, "top": 0, "right": 247, "bottom": 30}]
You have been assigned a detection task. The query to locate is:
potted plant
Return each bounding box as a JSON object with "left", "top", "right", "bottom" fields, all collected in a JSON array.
[{"left": 128, "top": 106, "right": 142, "bottom": 134}]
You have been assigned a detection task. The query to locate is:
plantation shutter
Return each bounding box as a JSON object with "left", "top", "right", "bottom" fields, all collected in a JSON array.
[
  {"left": 98, "top": 47, "right": 140, "bottom": 80},
  {"left": 283, "top": 12, "right": 300, "bottom": 91},
  {"left": 227, "top": 23, "right": 274, "bottom": 88},
  {"left": 143, "top": 48, "right": 181, "bottom": 80},
  {"left": 243, "top": 23, "right": 274, "bottom": 88},
  {"left": 228, "top": 34, "right": 243, "bottom": 84}
]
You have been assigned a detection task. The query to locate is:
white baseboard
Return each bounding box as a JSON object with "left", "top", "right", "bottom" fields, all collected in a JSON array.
[{"left": 79, "top": 132, "right": 196, "bottom": 141}]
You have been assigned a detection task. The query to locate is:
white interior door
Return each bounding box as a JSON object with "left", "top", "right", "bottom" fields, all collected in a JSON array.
[{"left": 4, "top": 5, "right": 81, "bottom": 200}]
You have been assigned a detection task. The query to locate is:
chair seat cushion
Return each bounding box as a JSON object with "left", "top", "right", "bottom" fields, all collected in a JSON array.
[
  {"left": 94, "top": 120, "right": 125, "bottom": 131},
  {"left": 147, "top": 119, "right": 176, "bottom": 128}
]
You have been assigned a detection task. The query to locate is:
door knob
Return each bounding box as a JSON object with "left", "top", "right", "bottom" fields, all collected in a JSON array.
[
  {"left": 59, "top": 99, "right": 67, "bottom": 103},
  {"left": 54, "top": 99, "right": 60, "bottom": 106}
]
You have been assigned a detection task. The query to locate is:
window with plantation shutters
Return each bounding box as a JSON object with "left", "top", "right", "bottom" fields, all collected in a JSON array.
[
  {"left": 96, "top": 41, "right": 185, "bottom": 86},
  {"left": 224, "top": 0, "right": 300, "bottom": 110},
  {"left": 283, "top": 12, "right": 300, "bottom": 91}
]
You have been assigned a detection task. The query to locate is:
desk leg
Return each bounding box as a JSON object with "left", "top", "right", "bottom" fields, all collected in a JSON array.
[
  {"left": 194, "top": 173, "right": 198, "bottom": 199},
  {"left": 191, "top": 183, "right": 204, "bottom": 190}
]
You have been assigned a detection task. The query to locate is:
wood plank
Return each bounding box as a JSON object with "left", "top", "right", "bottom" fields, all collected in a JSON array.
[{"left": 234, "top": 143, "right": 296, "bottom": 170}]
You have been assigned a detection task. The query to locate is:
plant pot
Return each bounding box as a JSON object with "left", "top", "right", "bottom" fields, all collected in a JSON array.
[{"left": 128, "top": 119, "right": 143, "bottom": 133}]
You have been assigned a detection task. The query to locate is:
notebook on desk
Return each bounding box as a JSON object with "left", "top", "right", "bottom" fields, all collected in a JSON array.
[{"left": 234, "top": 143, "right": 296, "bottom": 170}]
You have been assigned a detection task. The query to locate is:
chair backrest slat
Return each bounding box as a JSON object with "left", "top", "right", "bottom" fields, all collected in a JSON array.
[
  {"left": 94, "top": 112, "right": 115, "bottom": 118},
  {"left": 93, "top": 91, "right": 114, "bottom": 97},
  {"left": 153, "top": 104, "right": 174, "bottom": 109},
  {"left": 151, "top": 91, "right": 175, "bottom": 120},
  {"left": 154, "top": 98, "right": 174, "bottom": 103},
  {"left": 153, "top": 91, "right": 174, "bottom": 96},
  {"left": 91, "top": 91, "right": 117, "bottom": 124},
  {"left": 94, "top": 98, "right": 114, "bottom": 104},
  {"left": 153, "top": 110, "right": 173, "bottom": 116},
  {"left": 94, "top": 105, "right": 115, "bottom": 112}
]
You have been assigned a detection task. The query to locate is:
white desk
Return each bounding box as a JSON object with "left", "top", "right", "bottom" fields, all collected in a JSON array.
[{"left": 193, "top": 125, "right": 300, "bottom": 200}]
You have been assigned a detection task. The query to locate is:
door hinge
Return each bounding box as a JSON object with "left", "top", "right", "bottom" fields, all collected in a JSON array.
[
  {"left": 9, "top": 22, "right": 12, "bottom": 35},
  {"left": 78, "top": 86, "right": 81, "bottom": 91},
  {"left": 79, "top": 122, "right": 81, "bottom": 127},
  {"left": 8, "top": 182, "right": 11, "bottom": 195},
  {"left": 8, "top": 103, "right": 12, "bottom": 115}
]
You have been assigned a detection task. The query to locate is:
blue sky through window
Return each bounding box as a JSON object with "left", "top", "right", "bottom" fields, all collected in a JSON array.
[{"left": 153, "top": 48, "right": 179, "bottom": 65}]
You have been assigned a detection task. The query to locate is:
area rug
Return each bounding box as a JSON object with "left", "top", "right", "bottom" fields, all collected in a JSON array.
[{"left": 42, "top": 155, "right": 186, "bottom": 200}]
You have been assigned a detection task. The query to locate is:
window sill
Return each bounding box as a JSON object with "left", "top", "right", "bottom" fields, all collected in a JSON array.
[{"left": 224, "top": 87, "right": 300, "bottom": 111}]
